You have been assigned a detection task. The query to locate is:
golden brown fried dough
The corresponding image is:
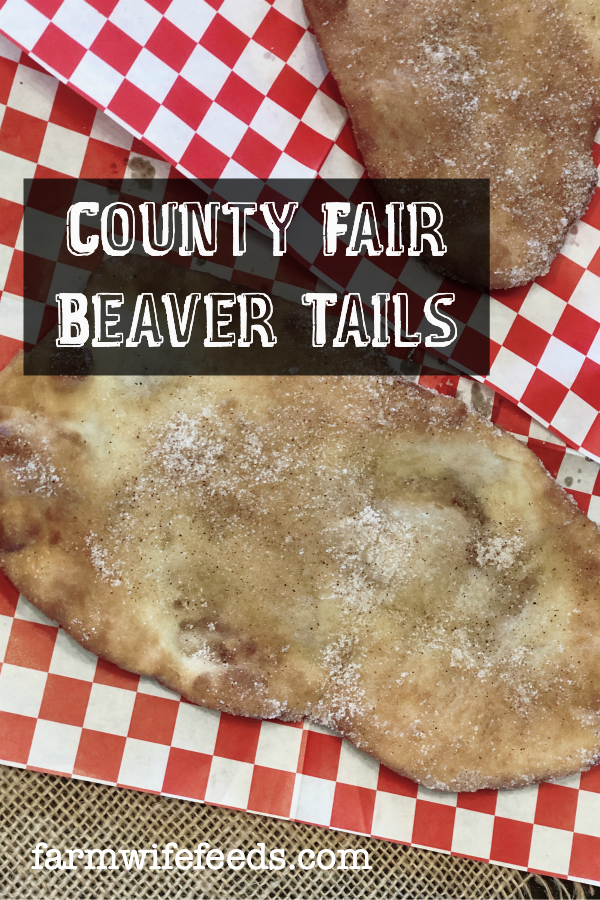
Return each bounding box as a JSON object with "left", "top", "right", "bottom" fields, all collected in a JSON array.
[
  {"left": 303, "top": 0, "right": 600, "bottom": 289},
  {"left": 2, "top": 351, "right": 600, "bottom": 789}
]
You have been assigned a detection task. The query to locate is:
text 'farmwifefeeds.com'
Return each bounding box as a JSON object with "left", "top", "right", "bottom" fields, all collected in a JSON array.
[{"left": 32, "top": 842, "right": 372, "bottom": 873}]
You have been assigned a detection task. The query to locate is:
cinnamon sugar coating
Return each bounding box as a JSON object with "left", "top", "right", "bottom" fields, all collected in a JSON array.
[{"left": 304, "top": 0, "right": 600, "bottom": 288}]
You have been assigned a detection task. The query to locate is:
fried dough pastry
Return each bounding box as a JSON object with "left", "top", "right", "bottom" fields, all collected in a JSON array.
[
  {"left": 2, "top": 362, "right": 600, "bottom": 790},
  {"left": 303, "top": 0, "right": 600, "bottom": 289}
]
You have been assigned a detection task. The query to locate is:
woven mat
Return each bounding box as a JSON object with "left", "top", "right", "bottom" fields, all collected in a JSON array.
[{"left": 0, "top": 765, "right": 591, "bottom": 900}]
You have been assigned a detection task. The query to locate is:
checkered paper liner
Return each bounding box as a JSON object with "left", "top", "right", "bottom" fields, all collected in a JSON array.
[
  {"left": 2, "top": 33, "right": 600, "bottom": 890},
  {"left": 0, "top": 0, "right": 600, "bottom": 461}
]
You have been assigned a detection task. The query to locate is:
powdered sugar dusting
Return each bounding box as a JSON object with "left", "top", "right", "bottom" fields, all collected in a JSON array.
[
  {"left": 0, "top": 432, "right": 61, "bottom": 497},
  {"left": 475, "top": 533, "right": 524, "bottom": 570},
  {"left": 85, "top": 532, "right": 122, "bottom": 587}
]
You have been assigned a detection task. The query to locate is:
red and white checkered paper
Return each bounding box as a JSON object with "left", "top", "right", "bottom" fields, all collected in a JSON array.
[
  {"left": 0, "top": 0, "right": 599, "bottom": 461},
  {"left": 2, "top": 28, "right": 600, "bottom": 890}
]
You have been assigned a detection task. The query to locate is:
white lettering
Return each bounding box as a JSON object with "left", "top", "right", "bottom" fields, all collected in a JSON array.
[
  {"left": 322, "top": 201, "right": 350, "bottom": 255},
  {"left": 101, "top": 202, "right": 135, "bottom": 256},
  {"left": 222, "top": 202, "right": 257, "bottom": 256},
  {"left": 162, "top": 293, "right": 201, "bottom": 347},
  {"left": 194, "top": 842, "right": 210, "bottom": 870},
  {"left": 260, "top": 202, "right": 298, "bottom": 255},
  {"left": 385, "top": 202, "right": 404, "bottom": 255},
  {"left": 204, "top": 293, "right": 236, "bottom": 347},
  {"left": 393, "top": 292, "right": 421, "bottom": 347},
  {"left": 120, "top": 848, "right": 151, "bottom": 870},
  {"left": 162, "top": 842, "right": 177, "bottom": 870},
  {"left": 298, "top": 849, "right": 315, "bottom": 870},
  {"left": 125, "top": 293, "right": 164, "bottom": 348},
  {"left": 56, "top": 293, "right": 89, "bottom": 348},
  {"left": 66, "top": 202, "right": 99, "bottom": 256},
  {"left": 140, "top": 202, "right": 178, "bottom": 256},
  {"left": 301, "top": 292, "right": 337, "bottom": 347},
  {"left": 85, "top": 848, "right": 118, "bottom": 870},
  {"left": 407, "top": 202, "right": 446, "bottom": 256},
  {"left": 247, "top": 843, "right": 267, "bottom": 871},
  {"left": 206, "top": 848, "right": 224, "bottom": 870},
  {"left": 317, "top": 849, "right": 336, "bottom": 870},
  {"left": 32, "top": 843, "right": 47, "bottom": 870},
  {"left": 91, "top": 293, "right": 123, "bottom": 347},
  {"left": 338, "top": 849, "right": 371, "bottom": 869},
  {"left": 63, "top": 849, "right": 84, "bottom": 870},
  {"left": 347, "top": 201, "right": 383, "bottom": 257},
  {"left": 45, "top": 849, "right": 62, "bottom": 871},
  {"left": 175, "top": 849, "right": 193, "bottom": 870},
  {"left": 332, "top": 293, "right": 370, "bottom": 348},
  {"left": 238, "top": 293, "right": 277, "bottom": 348},
  {"left": 226, "top": 849, "right": 245, "bottom": 870},
  {"left": 371, "top": 292, "right": 390, "bottom": 348},
  {"left": 424, "top": 293, "right": 457, "bottom": 346},
  {"left": 269, "top": 849, "right": 285, "bottom": 871},
  {"left": 179, "top": 202, "right": 220, "bottom": 256}
]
